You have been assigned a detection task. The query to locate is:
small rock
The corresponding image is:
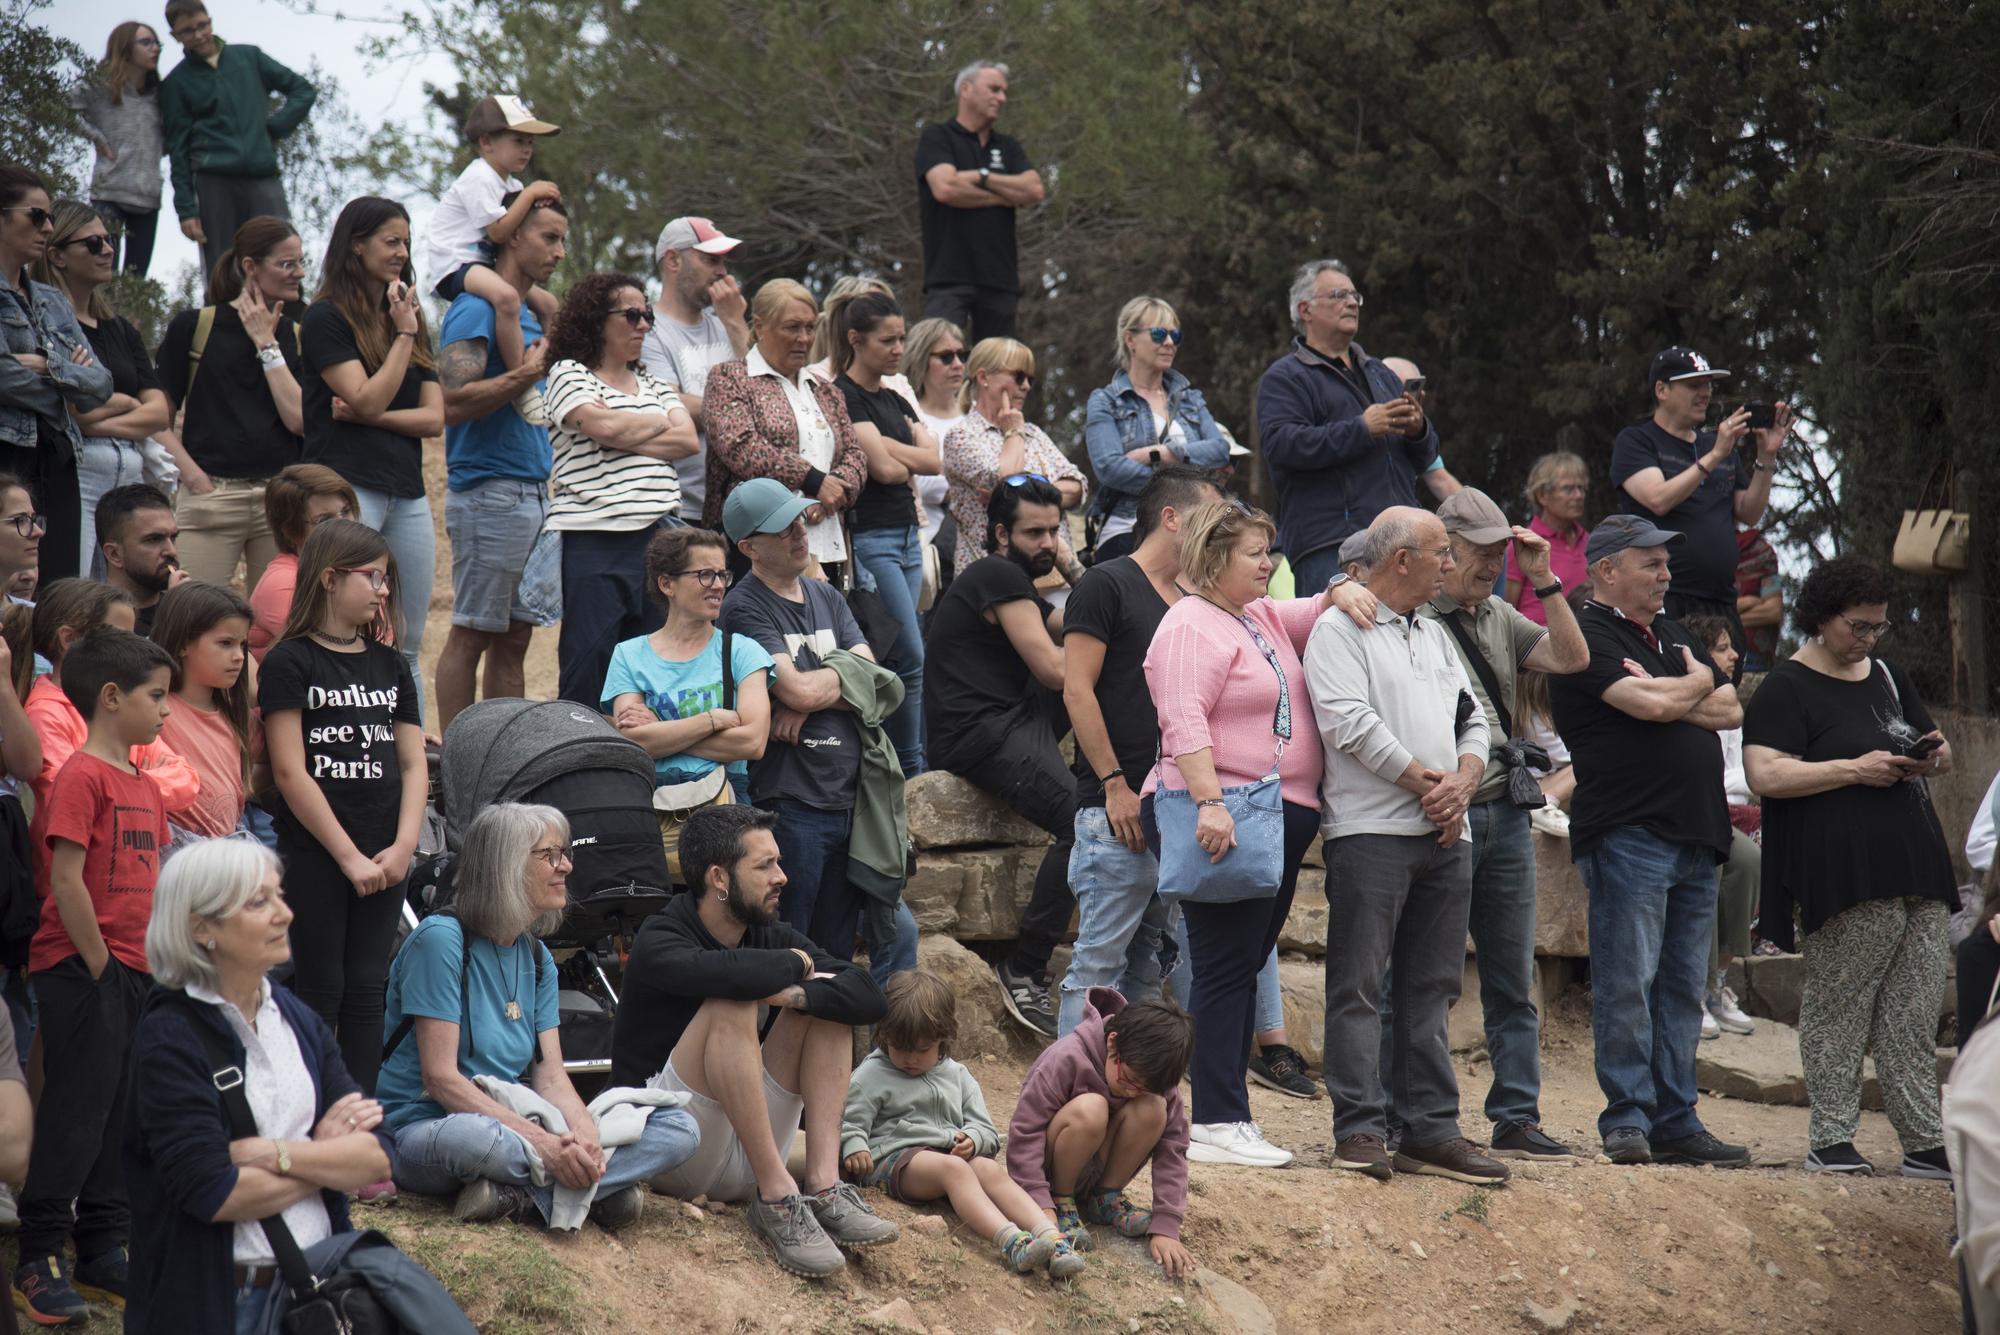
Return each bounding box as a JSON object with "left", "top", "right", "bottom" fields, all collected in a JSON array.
[
  {"left": 682, "top": 1201, "right": 706, "bottom": 1223},
  {"left": 1409, "top": 1241, "right": 1428, "bottom": 1260},
  {"left": 1127, "top": 1321, "right": 1142, "bottom": 1333},
  {"left": 1593, "top": 1153, "right": 1613, "bottom": 1165},
  {"left": 908, "top": 1214, "right": 950, "bottom": 1236},
  {"left": 1363, "top": 1220, "right": 1387, "bottom": 1242},
  {"left": 1524, "top": 1296, "right": 1580, "bottom": 1332},
  {"left": 865, "top": 1298, "right": 926, "bottom": 1333},
  {"left": 1765, "top": 1262, "right": 1784, "bottom": 1279}
]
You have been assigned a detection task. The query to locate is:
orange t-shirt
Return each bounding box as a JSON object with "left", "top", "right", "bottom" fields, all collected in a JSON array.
[{"left": 160, "top": 695, "right": 253, "bottom": 838}]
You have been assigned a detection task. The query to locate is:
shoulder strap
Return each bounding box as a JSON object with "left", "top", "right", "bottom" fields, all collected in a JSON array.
[
  {"left": 185, "top": 305, "right": 216, "bottom": 402},
  {"left": 380, "top": 908, "right": 543, "bottom": 1072},
  {"left": 1440, "top": 607, "right": 1513, "bottom": 741},
  {"left": 722, "top": 627, "right": 735, "bottom": 712}
]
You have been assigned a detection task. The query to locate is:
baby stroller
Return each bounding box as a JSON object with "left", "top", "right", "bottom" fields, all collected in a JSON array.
[{"left": 403, "top": 699, "right": 673, "bottom": 1090}]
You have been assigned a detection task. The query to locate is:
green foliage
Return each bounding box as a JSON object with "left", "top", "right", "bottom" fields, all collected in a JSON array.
[{"left": 0, "top": 0, "right": 91, "bottom": 196}]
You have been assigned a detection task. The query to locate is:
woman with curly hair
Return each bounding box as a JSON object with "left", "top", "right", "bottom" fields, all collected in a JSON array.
[
  {"left": 542, "top": 270, "right": 697, "bottom": 707},
  {"left": 1742, "top": 556, "right": 1956, "bottom": 1179}
]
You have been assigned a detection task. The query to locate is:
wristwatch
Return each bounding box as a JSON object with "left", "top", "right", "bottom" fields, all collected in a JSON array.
[
  {"left": 256, "top": 343, "right": 285, "bottom": 369},
  {"left": 274, "top": 1142, "right": 292, "bottom": 1176},
  {"left": 978, "top": 167, "right": 992, "bottom": 189},
  {"left": 1147, "top": 447, "right": 1162, "bottom": 466},
  {"left": 1533, "top": 576, "right": 1564, "bottom": 600}
]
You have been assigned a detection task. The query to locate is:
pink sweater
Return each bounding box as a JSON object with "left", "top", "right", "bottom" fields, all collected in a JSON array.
[{"left": 1142, "top": 593, "right": 1326, "bottom": 808}]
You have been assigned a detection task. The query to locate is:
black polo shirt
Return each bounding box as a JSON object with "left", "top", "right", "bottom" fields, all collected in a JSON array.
[{"left": 915, "top": 119, "right": 1032, "bottom": 292}]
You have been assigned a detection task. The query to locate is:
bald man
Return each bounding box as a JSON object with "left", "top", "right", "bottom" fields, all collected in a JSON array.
[{"left": 1382, "top": 357, "right": 1462, "bottom": 501}]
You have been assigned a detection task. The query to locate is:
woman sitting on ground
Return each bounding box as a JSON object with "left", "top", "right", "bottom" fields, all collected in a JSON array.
[
  {"left": 376, "top": 802, "right": 700, "bottom": 1230},
  {"left": 125, "top": 837, "right": 393, "bottom": 1335}
]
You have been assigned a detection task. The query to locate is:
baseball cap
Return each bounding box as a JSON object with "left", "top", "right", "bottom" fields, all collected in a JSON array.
[
  {"left": 1436, "top": 487, "right": 1513, "bottom": 544},
  {"left": 723, "top": 478, "right": 813, "bottom": 544},
  {"left": 1218, "top": 424, "right": 1250, "bottom": 459},
  {"left": 464, "top": 95, "right": 560, "bottom": 141},
  {"left": 1648, "top": 346, "right": 1730, "bottom": 389},
  {"left": 1585, "top": 513, "right": 1685, "bottom": 565},
  {"left": 655, "top": 216, "right": 742, "bottom": 262},
  {"left": 1337, "top": 530, "right": 1370, "bottom": 564}
]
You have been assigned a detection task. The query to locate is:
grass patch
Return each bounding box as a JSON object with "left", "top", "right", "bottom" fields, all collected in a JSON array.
[
  {"left": 386, "top": 1221, "right": 588, "bottom": 1335},
  {"left": 1445, "top": 1191, "right": 1491, "bottom": 1226}
]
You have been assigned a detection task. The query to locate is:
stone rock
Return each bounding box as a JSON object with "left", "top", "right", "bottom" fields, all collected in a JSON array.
[
  {"left": 1192, "top": 1267, "right": 1278, "bottom": 1335},
  {"left": 917, "top": 935, "right": 1026, "bottom": 1060},
  {"left": 906, "top": 771, "right": 1050, "bottom": 850},
  {"left": 1278, "top": 959, "right": 1325, "bottom": 1069},
  {"left": 1696, "top": 1020, "right": 1955, "bottom": 1108},
  {"left": 907, "top": 1213, "right": 950, "bottom": 1236},
  {"left": 1293, "top": 866, "right": 1326, "bottom": 903},
  {"left": 1278, "top": 900, "right": 1328, "bottom": 955},
  {"left": 1729, "top": 953, "right": 1805, "bottom": 1027},
  {"left": 903, "top": 856, "right": 965, "bottom": 935},
  {"left": 945, "top": 848, "right": 1036, "bottom": 939},
  {"left": 1523, "top": 1296, "right": 1580, "bottom": 1332},
  {"left": 1532, "top": 845, "right": 1591, "bottom": 957},
  {"left": 863, "top": 1297, "right": 928, "bottom": 1332}
]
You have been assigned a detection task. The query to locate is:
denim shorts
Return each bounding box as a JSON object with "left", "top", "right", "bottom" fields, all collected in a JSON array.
[{"left": 445, "top": 477, "right": 549, "bottom": 631}]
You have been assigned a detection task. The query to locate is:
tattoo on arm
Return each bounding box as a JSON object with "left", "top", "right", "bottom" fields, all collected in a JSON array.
[{"left": 440, "top": 338, "right": 488, "bottom": 391}]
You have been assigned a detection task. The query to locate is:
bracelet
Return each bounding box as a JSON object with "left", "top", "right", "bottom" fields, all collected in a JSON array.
[
  {"left": 393, "top": 329, "right": 415, "bottom": 340},
  {"left": 1693, "top": 458, "right": 1712, "bottom": 476},
  {"left": 1196, "top": 798, "right": 1227, "bottom": 809},
  {"left": 1097, "top": 767, "right": 1125, "bottom": 785},
  {"left": 708, "top": 711, "right": 721, "bottom": 734}
]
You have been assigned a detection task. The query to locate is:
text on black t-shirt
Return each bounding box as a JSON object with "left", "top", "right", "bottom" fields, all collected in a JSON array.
[
  {"left": 915, "top": 121, "right": 1032, "bottom": 292},
  {"left": 257, "top": 638, "right": 421, "bottom": 851}
]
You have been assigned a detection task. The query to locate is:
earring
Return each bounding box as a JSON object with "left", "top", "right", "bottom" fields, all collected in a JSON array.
[
  {"left": 1813, "top": 634, "right": 1824, "bottom": 646},
  {"left": 198, "top": 938, "right": 216, "bottom": 952}
]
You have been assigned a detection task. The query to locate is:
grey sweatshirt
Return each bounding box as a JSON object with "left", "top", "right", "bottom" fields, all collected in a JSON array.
[{"left": 68, "top": 81, "right": 164, "bottom": 211}]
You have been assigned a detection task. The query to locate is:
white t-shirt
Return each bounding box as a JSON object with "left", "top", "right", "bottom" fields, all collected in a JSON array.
[
  {"left": 641, "top": 307, "right": 739, "bottom": 522},
  {"left": 1969, "top": 768, "right": 2000, "bottom": 878},
  {"left": 746, "top": 346, "right": 845, "bottom": 564},
  {"left": 1719, "top": 726, "right": 1750, "bottom": 806},
  {"left": 1097, "top": 408, "right": 1187, "bottom": 545},
  {"left": 915, "top": 407, "right": 962, "bottom": 542},
  {"left": 423, "top": 159, "right": 519, "bottom": 294},
  {"left": 543, "top": 360, "right": 684, "bottom": 532}
]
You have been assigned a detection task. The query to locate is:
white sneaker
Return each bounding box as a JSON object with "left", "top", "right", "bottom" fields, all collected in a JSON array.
[
  {"left": 0, "top": 1182, "right": 16, "bottom": 1230},
  {"left": 1188, "top": 1121, "right": 1293, "bottom": 1168},
  {"left": 514, "top": 384, "right": 549, "bottom": 426},
  {"left": 1708, "top": 984, "right": 1755, "bottom": 1035},
  {"left": 1528, "top": 805, "right": 1570, "bottom": 838},
  {"left": 1699, "top": 1004, "right": 1721, "bottom": 1041}
]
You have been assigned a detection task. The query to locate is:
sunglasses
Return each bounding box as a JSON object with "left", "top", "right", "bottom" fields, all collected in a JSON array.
[
  {"left": 57, "top": 235, "right": 114, "bottom": 257},
  {"left": 999, "top": 370, "right": 1033, "bottom": 390},
  {"left": 1, "top": 207, "right": 52, "bottom": 229},
  {"left": 613, "top": 307, "right": 656, "bottom": 328},
  {"left": 931, "top": 349, "right": 967, "bottom": 365},
  {"left": 1146, "top": 327, "right": 1184, "bottom": 346},
  {"left": 1000, "top": 473, "right": 1050, "bottom": 487}
]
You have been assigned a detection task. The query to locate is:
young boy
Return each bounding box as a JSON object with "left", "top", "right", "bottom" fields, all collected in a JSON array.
[
  {"left": 842, "top": 972, "right": 1084, "bottom": 1278},
  {"left": 420, "top": 93, "right": 563, "bottom": 420},
  {"left": 1006, "top": 987, "right": 1197, "bottom": 1278},
  {"left": 11, "top": 630, "right": 176, "bottom": 1325}
]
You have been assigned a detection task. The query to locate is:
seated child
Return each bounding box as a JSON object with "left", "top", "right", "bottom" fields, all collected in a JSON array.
[
  {"left": 1006, "top": 987, "right": 1196, "bottom": 1277},
  {"left": 844, "top": 972, "right": 1082, "bottom": 1277}
]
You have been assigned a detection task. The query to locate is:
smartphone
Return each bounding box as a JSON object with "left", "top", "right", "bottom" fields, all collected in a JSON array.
[
  {"left": 1907, "top": 735, "right": 1943, "bottom": 761},
  {"left": 1402, "top": 376, "right": 1427, "bottom": 394},
  {"left": 1741, "top": 401, "right": 1776, "bottom": 430}
]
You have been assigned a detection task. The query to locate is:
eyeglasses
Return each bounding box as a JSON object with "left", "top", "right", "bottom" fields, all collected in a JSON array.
[
  {"left": 1146, "top": 327, "right": 1184, "bottom": 346},
  {"left": 613, "top": 307, "right": 656, "bottom": 328},
  {"left": 56, "top": 235, "right": 114, "bottom": 257},
  {"left": 531, "top": 844, "right": 574, "bottom": 869},
  {"left": 1838, "top": 614, "right": 1892, "bottom": 640},
  {"left": 133, "top": 36, "right": 161, "bottom": 48},
  {"left": 4, "top": 512, "right": 47, "bottom": 537},
  {"left": 0, "top": 207, "right": 51, "bottom": 229},
  {"left": 932, "top": 348, "right": 966, "bottom": 365},
  {"left": 1000, "top": 472, "right": 1049, "bottom": 487},
  {"left": 1312, "top": 289, "right": 1364, "bottom": 308},
  {"left": 336, "top": 566, "right": 391, "bottom": 592},
  {"left": 262, "top": 257, "right": 306, "bottom": 273},
  {"left": 672, "top": 567, "right": 732, "bottom": 589},
  {"left": 1403, "top": 543, "right": 1453, "bottom": 562},
  {"left": 1548, "top": 483, "right": 1587, "bottom": 496}
]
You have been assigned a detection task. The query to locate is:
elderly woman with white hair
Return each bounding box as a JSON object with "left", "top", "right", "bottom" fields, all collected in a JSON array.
[
  {"left": 1081, "top": 295, "right": 1232, "bottom": 563},
  {"left": 374, "top": 803, "right": 699, "bottom": 1231},
  {"left": 125, "top": 837, "right": 395, "bottom": 1335}
]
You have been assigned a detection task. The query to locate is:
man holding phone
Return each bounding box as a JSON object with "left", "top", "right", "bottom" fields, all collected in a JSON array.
[
  {"left": 1382, "top": 356, "right": 1463, "bottom": 500},
  {"left": 1610, "top": 347, "right": 1790, "bottom": 675}
]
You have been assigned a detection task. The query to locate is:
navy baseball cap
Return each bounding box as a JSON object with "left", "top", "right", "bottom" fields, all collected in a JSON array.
[
  {"left": 722, "top": 477, "right": 813, "bottom": 543},
  {"left": 1648, "top": 346, "right": 1730, "bottom": 389},
  {"left": 1586, "top": 513, "right": 1685, "bottom": 564}
]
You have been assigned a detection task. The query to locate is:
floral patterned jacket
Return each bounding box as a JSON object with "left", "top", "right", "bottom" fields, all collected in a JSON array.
[{"left": 700, "top": 357, "right": 868, "bottom": 531}]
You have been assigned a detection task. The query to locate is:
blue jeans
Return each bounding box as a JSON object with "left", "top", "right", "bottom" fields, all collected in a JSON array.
[
  {"left": 759, "top": 798, "right": 862, "bottom": 961},
  {"left": 391, "top": 1106, "right": 700, "bottom": 1225},
  {"left": 868, "top": 901, "right": 920, "bottom": 987},
  {"left": 1288, "top": 544, "right": 1348, "bottom": 601},
  {"left": 851, "top": 525, "right": 926, "bottom": 776},
  {"left": 353, "top": 486, "right": 437, "bottom": 718},
  {"left": 557, "top": 520, "right": 677, "bottom": 708},
  {"left": 235, "top": 1281, "right": 274, "bottom": 1335},
  {"left": 77, "top": 436, "right": 144, "bottom": 577},
  {"left": 1579, "top": 825, "right": 1719, "bottom": 1141},
  {"left": 1059, "top": 805, "right": 1175, "bottom": 1035}
]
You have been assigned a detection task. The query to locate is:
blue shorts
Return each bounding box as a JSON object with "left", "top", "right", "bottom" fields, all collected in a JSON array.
[
  {"left": 445, "top": 477, "right": 548, "bottom": 632},
  {"left": 432, "top": 256, "right": 495, "bottom": 302}
]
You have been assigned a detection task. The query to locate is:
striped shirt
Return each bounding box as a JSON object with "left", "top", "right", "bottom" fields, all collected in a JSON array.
[{"left": 544, "top": 360, "right": 685, "bottom": 532}]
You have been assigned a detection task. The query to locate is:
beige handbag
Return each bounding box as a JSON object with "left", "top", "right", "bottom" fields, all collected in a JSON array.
[{"left": 1892, "top": 463, "right": 1971, "bottom": 576}]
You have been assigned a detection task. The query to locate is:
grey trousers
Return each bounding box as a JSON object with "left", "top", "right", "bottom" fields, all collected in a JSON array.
[
  {"left": 1323, "top": 831, "right": 1473, "bottom": 1147},
  {"left": 194, "top": 171, "right": 291, "bottom": 285}
]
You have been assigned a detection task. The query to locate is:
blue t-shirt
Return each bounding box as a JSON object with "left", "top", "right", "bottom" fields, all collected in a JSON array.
[
  {"left": 378, "top": 914, "right": 560, "bottom": 1132},
  {"left": 600, "top": 628, "right": 775, "bottom": 790},
  {"left": 439, "top": 293, "right": 551, "bottom": 491}
]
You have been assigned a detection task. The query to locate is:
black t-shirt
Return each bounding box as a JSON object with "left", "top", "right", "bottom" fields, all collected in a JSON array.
[
  {"left": 1547, "top": 603, "right": 1732, "bottom": 862},
  {"left": 924, "top": 554, "right": 1052, "bottom": 770},
  {"left": 719, "top": 575, "right": 867, "bottom": 811},
  {"left": 1609, "top": 421, "right": 1750, "bottom": 603},
  {"left": 835, "top": 374, "right": 922, "bottom": 532},
  {"left": 1062, "top": 556, "right": 1170, "bottom": 807},
  {"left": 79, "top": 316, "right": 160, "bottom": 403},
  {"left": 257, "top": 638, "right": 421, "bottom": 852},
  {"left": 133, "top": 599, "right": 157, "bottom": 639},
  {"left": 1742, "top": 657, "right": 1955, "bottom": 949},
  {"left": 915, "top": 120, "right": 1032, "bottom": 292},
  {"left": 298, "top": 302, "right": 437, "bottom": 499},
  {"left": 156, "top": 302, "right": 306, "bottom": 480}
]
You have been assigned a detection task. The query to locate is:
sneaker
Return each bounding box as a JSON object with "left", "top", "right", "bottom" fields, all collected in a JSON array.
[
  {"left": 1051, "top": 1195, "right": 1093, "bottom": 1252},
  {"left": 514, "top": 384, "right": 549, "bottom": 427},
  {"left": 1393, "top": 1137, "right": 1511, "bottom": 1186},
  {"left": 995, "top": 960, "right": 1058, "bottom": 1038},
  {"left": 453, "top": 1179, "right": 543, "bottom": 1225},
  {"left": 1332, "top": 1133, "right": 1394, "bottom": 1181},
  {"left": 1902, "top": 1147, "right": 1953, "bottom": 1181},
  {"left": 1708, "top": 984, "right": 1755, "bottom": 1035},
  {"left": 999, "top": 1226, "right": 1059, "bottom": 1274},
  {"left": 588, "top": 1183, "right": 646, "bottom": 1232},
  {"left": 808, "top": 1182, "right": 900, "bottom": 1248},
  {"left": 1699, "top": 1003, "right": 1721, "bottom": 1040},
  {"left": 1650, "top": 1130, "right": 1753, "bottom": 1168},
  {"left": 0, "top": 1183, "right": 16, "bottom": 1231},
  {"left": 1047, "top": 1235, "right": 1088, "bottom": 1279},
  {"left": 1248, "top": 1044, "right": 1322, "bottom": 1099},
  {"left": 1080, "top": 1187, "right": 1152, "bottom": 1238},
  {"left": 1490, "top": 1121, "right": 1577, "bottom": 1163},
  {"left": 1805, "top": 1142, "right": 1875, "bottom": 1175},
  {"left": 1602, "top": 1127, "right": 1653, "bottom": 1164},
  {"left": 355, "top": 1177, "right": 398, "bottom": 1204},
  {"left": 12, "top": 1255, "right": 89, "bottom": 1326},
  {"left": 1187, "top": 1121, "right": 1293, "bottom": 1167},
  {"left": 747, "top": 1193, "right": 846, "bottom": 1278},
  {"left": 1528, "top": 805, "right": 1571, "bottom": 838},
  {"left": 71, "top": 1246, "right": 125, "bottom": 1310}
]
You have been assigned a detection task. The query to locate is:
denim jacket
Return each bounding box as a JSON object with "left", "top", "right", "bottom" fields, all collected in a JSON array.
[
  {"left": 0, "top": 270, "right": 111, "bottom": 452},
  {"left": 1082, "top": 368, "right": 1230, "bottom": 521}
]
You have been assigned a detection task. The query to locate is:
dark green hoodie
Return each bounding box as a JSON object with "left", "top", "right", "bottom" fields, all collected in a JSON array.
[{"left": 160, "top": 39, "right": 317, "bottom": 219}]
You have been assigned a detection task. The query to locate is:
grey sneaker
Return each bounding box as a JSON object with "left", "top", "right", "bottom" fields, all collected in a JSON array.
[
  {"left": 588, "top": 1183, "right": 646, "bottom": 1232},
  {"left": 808, "top": 1182, "right": 900, "bottom": 1248},
  {"left": 1602, "top": 1127, "right": 1653, "bottom": 1165},
  {"left": 748, "top": 1193, "right": 846, "bottom": 1278}
]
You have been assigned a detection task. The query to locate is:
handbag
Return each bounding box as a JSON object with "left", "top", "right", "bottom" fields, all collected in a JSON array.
[
  {"left": 1153, "top": 602, "right": 1289, "bottom": 904},
  {"left": 1892, "top": 461, "right": 1971, "bottom": 576},
  {"left": 1436, "top": 609, "right": 1551, "bottom": 810}
]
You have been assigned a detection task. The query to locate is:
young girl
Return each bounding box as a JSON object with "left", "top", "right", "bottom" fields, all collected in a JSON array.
[
  {"left": 841, "top": 972, "right": 1084, "bottom": 1278},
  {"left": 260, "top": 519, "right": 426, "bottom": 1094},
  {"left": 151, "top": 581, "right": 258, "bottom": 846},
  {"left": 247, "top": 463, "right": 360, "bottom": 663}
]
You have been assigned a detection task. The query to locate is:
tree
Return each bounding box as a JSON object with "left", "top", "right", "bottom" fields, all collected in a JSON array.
[{"left": 0, "top": 0, "right": 90, "bottom": 195}]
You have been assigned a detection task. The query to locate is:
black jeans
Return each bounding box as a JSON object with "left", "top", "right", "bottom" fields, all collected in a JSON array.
[
  {"left": 557, "top": 524, "right": 664, "bottom": 709},
  {"left": 282, "top": 833, "right": 407, "bottom": 1094},
  {"left": 923, "top": 284, "right": 1020, "bottom": 344},
  {"left": 193, "top": 172, "right": 290, "bottom": 288},
  {"left": 944, "top": 693, "right": 1075, "bottom": 976},
  {"left": 18, "top": 954, "right": 150, "bottom": 1261},
  {"left": 1958, "top": 929, "right": 2000, "bottom": 1047},
  {"left": 90, "top": 200, "right": 159, "bottom": 277},
  {"left": 3, "top": 435, "right": 81, "bottom": 583}
]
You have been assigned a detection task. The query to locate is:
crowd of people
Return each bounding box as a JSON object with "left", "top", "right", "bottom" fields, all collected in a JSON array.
[{"left": 0, "top": 9, "right": 1990, "bottom": 1330}]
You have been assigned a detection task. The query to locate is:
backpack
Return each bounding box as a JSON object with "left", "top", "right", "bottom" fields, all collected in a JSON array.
[{"left": 380, "top": 909, "right": 546, "bottom": 1077}]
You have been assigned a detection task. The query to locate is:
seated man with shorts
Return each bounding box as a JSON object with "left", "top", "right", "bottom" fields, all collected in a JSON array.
[{"left": 609, "top": 804, "right": 896, "bottom": 1277}]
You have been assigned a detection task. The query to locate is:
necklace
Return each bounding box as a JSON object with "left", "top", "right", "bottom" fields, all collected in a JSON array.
[
  {"left": 503, "top": 937, "right": 527, "bottom": 1022},
  {"left": 312, "top": 627, "right": 362, "bottom": 647}
]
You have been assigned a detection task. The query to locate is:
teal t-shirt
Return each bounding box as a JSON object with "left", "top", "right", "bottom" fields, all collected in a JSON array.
[
  {"left": 378, "top": 914, "right": 560, "bottom": 1132},
  {"left": 600, "top": 628, "right": 775, "bottom": 789}
]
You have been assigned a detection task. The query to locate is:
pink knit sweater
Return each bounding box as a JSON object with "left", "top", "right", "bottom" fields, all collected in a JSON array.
[{"left": 1141, "top": 592, "right": 1327, "bottom": 809}]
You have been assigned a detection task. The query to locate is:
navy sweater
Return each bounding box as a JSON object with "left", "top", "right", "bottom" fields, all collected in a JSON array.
[
  {"left": 1253, "top": 336, "right": 1440, "bottom": 561},
  {"left": 124, "top": 982, "right": 389, "bottom": 1335}
]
